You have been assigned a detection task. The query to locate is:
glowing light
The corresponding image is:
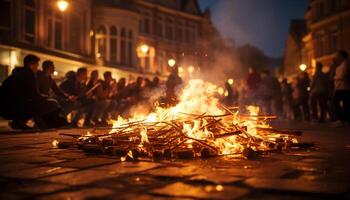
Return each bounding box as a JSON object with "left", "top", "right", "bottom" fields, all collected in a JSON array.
[
  {"left": 53, "top": 71, "right": 58, "bottom": 76},
  {"left": 140, "top": 44, "right": 149, "bottom": 54},
  {"left": 218, "top": 87, "right": 224, "bottom": 95},
  {"left": 216, "top": 185, "right": 224, "bottom": 191},
  {"left": 188, "top": 66, "right": 194, "bottom": 73},
  {"left": 299, "top": 64, "right": 307, "bottom": 72},
  {"left": 178, "top": 66, "right": 184, "bottom": 73},
  {"left": 52, "top": 140, "right": 59, "bottom": 148},
  {"left": 57, "top": 0, "right": 69, "bottom": 12},
  {"left": 168, "top": 59, "right": 176, "bottom": 67},
  {"left": 228, "top": 78, "right": 234, "bottom": 85}
]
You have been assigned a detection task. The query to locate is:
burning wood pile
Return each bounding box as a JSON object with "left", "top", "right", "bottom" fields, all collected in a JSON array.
[{"left": 53, "top": 80, "right": 311, "bottom": 160}]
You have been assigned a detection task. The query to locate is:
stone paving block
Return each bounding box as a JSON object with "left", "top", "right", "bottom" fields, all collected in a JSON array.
[
  {"left": 150, "top": 182, "right": 248, "bottom": 199},
  {"left": 189, "top": 173, "right": 242, "bottom": 185},
  {"left": 245, "top": 178, "right": 349, "bottom": 195},
  {"left": 14, "top": 182, "right": 68, "bottom": 195},
  {"left": 41, "top": 169, "right": 119, "bottom": 186},
  {"left": 95, "top": 161, "right": 162, "bottom": 175},
  {"left": 144, "top": 166, "right": 200, "bottom": 178},
  {"left": 37, "top": 188, "right": 115, "bottom": 200},
  {"left": 52, "top": 157, "right": 118, "bottom": 169},
  {"left": 0, "top": 162, "right": 38, "bottom": 173},
  {"left": 1, "top": 166, "right": 76, "bottom": 179}
]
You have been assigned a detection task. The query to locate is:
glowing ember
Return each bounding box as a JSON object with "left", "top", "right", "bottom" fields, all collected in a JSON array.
[{"left": 52, "top": 140, "right": 59, "bottom": 148}]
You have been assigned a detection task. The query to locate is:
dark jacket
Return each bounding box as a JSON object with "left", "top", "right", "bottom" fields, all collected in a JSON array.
[
  {"left": 0, "top": 67, "right": 43, "bottom": 102},
  {"left": 0, "top": 67, "right": 45, "bottom": 119},
  {"left": 37, "top": 70, "right": 68, "bottom": 98}
]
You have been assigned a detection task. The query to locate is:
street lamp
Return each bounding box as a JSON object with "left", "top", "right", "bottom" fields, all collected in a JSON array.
[
  {"left": 299, "top": 64, "right": 307, "bottom": 72},
  {"left": 228, "top": 78, "right": 234, "bottom": 85},
  {"left": 140, "top": 44, "right": 149, "bottom": 54},
  {"left": 57, "top": 0, "right": 69, "bottom": 12},
  {"left": 168, "top": 59, "right": 176, "bottom": 67}
]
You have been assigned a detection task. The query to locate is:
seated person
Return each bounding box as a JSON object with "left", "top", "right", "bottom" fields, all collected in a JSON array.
[
  {"left": 60, "top": 67, "right": 95, "bottom": 127},
  {"left": 37, "top": 60, "right": 77, "bottom": 115},
  {"left": 0, "top": 55, "right": 66, "bottom": 129}
]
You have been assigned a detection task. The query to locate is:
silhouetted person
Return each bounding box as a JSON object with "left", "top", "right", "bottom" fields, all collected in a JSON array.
[
  {"left": 224, "top": 81, "right": 234, "bottom": 106},
  {"left": 151, "top": 77, "right": 160, "bottom": 88},
  {"left": 246, "top": 67, "right": 261, "bottom": 105},
  {"left": 333, "top": 50, "right": 350, "bottom": 126},
  {"left": 259, "top": 70, "right": 281, "bottom": 115},
  {"left": 281, "top": 79, "right": 293, "bottom": 119},
  {"left": 165, "top": 66, "right": 182, "bottom": 106},
  {"left": 0, "top": 55, "right": 66, "bottom": 129},
  {"left": 92, "top": 71, "right": 113, "bottom": 125},
  {"left": 310, "top": 63, "right": 328, "bottom": 122},
  {"left": 292, "top": 73, "right": 310, "bottom": 121}
]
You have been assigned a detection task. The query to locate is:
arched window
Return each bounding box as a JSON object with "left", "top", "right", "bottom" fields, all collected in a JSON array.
[
  {"left": 110, "top": 26, "right": 117, "bottom": 64},
  {"left": 128, "top": 30, "right": 133, "bottom": 66},
  {"left": 120, "top": 28, "right": 126, "bottom": 64},
  {"left": 96, "top": 26, "right": 106, "bottom": 59}
]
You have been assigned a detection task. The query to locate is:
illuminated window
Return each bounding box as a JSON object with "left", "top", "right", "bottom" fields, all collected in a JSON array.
[{"left": 96, "top": 26, "right": 107, "bottom": 59}]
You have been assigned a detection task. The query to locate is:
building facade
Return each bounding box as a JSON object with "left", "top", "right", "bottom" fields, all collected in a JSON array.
[
  {"left": 284, "top": 0, "right": 350, "bottom": 77},
  {"left": 0, "top": 0, "right": 212, "bottom": 82},
  {"left": 284, "top": 20, "right": 307, "bottom": 76}
]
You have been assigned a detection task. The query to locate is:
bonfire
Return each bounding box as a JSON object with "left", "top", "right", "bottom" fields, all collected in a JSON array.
[{"left": 54, "top": 79, "right": 309, "bottom": 160}]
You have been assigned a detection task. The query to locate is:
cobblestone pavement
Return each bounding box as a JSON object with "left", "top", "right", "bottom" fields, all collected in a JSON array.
[{"left": 0, "top": 121, "right": 349, "bottom": 200}]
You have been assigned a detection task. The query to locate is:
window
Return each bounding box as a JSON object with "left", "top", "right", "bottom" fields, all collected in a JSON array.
[
  {"left": 330, "top": 31, "right": 338, "bottom": 52},
  {"left": 166, "top": 18, "right": 173, "bottom": 40},
  {"left": 96, "top": 26, "right": 107, "bottom": 59},
  {"left": 54, "top": 21, "right": 62, "bottom": 49},
  {"left": 128, "top": 30, "right": 133, "bottom": 66},
  {"left": 24, "top": 0, "right": 36, "bottom": 43},
  {"left": 69, "top": 14, "right": 81, "bottom": 53},
  {"left": 185, "top": 25, "right": 190, "bottom": 43},
  {"left": 110, "top": 26, "right": 117, "bottom": 64},
  {"left": 120, "top": 28, "right": 126, "bottom": 64},
  {"left": 0, "top": 0, "right": 11, "bottom": 32},
  {"left": 141, "top": 11, "right": 151, "bottom": 34},
  {"left": 157, "top": 51, "right": 164, "bottom": 73},
  {"left": 176, "top": 21, "right": 183, "bottom": 42},
  {"left": 157, "top": 16, "right": 163, "bottom": 37},
  {"left": 47, "top": 2, "right": 63, "bottom": 49}
]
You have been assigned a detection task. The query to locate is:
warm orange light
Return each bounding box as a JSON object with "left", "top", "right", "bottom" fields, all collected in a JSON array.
[
  {"left": 178, "top": 66, "right": 184, "bottom": 73},
  {"left": 140, "top": 44, "right": 149, "bottom": 54},
  {"left": 188, "top": 66, "right": 194, "bottom": 73},
  {"left": 228, "top": 78, "right": 234, "bottom": 85},
  {"left": 299, "top": 64, "right": 307, "bottom": 72},
  {"left": 57, "top": 0, "right": 69, "bottom": 12},
  {"left": 168, "top": 59, "right": 176, "bottom": 67}
]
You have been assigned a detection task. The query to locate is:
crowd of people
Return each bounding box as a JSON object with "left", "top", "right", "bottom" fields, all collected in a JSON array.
[
  {"left": 0, "top": 50, "right": 349, "bottom": 130},
  {"left": 223, "top": 50, "right": 350, "bottom": 126},
  {"left": 0, "top": 54, "right": 183, "bottom": 130}
]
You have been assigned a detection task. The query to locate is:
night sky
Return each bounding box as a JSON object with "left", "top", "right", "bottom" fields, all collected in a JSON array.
[{"left": 198, "top": 0, "right": 308, "bottom": 57}]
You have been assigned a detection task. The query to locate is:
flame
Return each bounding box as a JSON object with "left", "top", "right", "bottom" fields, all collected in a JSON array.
[
  {"left": 107, "top": 79, "right": 293, "bottom": 156},
  {"left": 52, "top": 140, "right": 59, "bottom": 148}
]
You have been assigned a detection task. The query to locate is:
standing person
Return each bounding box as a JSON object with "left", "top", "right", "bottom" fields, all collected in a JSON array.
[
  {"left": 310, "top": 63, "right": 328, "bottom": 122},
  {"left": 333, "top": 50, "right": 350, "bottom": 126},
  {"left": 165, "top": 66, "right": 183, "bottom": 106},
  {"left": 259, "top": 70, "right": 281, "bottom": 115},
  {"left": 0, "top": 55, "right": 66, "bottom": 129},
  {"left": 224, "top": 81, "right": 234, "bottom": 106},
  {"left": 246, "top": 67, "right": 261, "bottom": 106},
  {"left": 281, "top": 79, "right": 293, "bottom": 120},
  {"left": 299, "top": 72, "right": 311, "bottom": 120}
]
